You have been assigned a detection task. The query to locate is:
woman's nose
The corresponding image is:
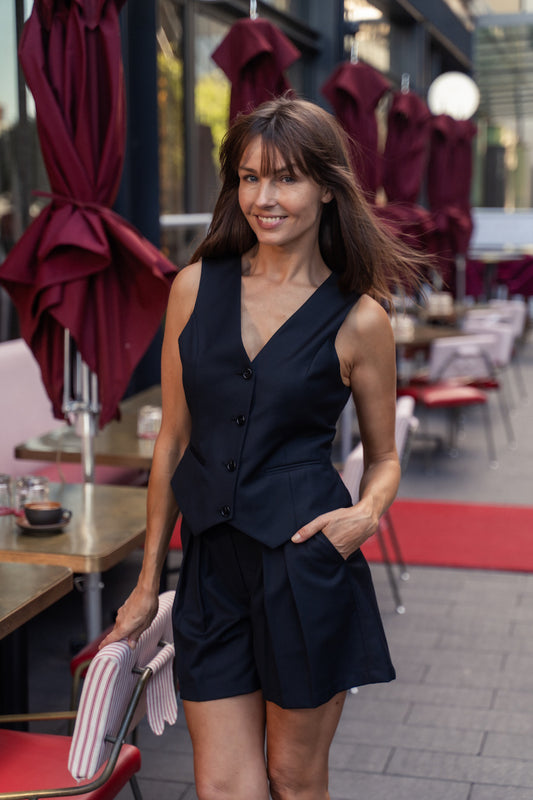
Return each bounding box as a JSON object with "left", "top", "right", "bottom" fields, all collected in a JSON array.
[{"left": 255, "top": 179, "right": 276, "bottom": 206}]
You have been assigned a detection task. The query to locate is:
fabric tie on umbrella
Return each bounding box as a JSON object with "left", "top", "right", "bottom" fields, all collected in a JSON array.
[
  {"left": 321, "top": 61, "right": 390, "bottom": 199},
  {"left": 382, "top": 90, "right": 431, "bottom": 205},
  {"left": 0, "top": 0, "right": 177, "bottom": 428},
  {"left": 211, "top": 17, "right": 301, "bottom": 124}
]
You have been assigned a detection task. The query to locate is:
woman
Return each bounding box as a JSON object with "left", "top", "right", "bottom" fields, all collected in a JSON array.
[{"left": 102, "top": 97, "right": 420, "bottom": 800}]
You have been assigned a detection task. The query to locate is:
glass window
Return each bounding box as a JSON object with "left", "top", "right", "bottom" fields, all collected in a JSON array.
[
  {"left": 157, "top": 0, "right": 185, "bottom": 218},
  {"left": 194, "top": 12, "right": 230, "bottom": 212},
  {"left": 344, "top": 1, "right": 390, "bottom": 74}
]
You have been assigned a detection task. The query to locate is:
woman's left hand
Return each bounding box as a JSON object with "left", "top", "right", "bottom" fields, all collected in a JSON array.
[{"left": 291, "top": 499, "right": 378, "bottom": 560}]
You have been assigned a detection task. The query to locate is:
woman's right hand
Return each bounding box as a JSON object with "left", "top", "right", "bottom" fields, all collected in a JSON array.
[{"left": 99, "top": 584, "right": 160, "bottom": 650}]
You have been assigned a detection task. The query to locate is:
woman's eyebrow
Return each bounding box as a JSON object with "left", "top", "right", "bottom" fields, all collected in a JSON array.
[{"left": 238, "top": 163, "right": 297, "bottom": 175}]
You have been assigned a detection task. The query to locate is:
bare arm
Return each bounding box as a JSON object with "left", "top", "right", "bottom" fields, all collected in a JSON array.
[
  {"left": 291, "top": 294, "right": 399, "bottom": 558},
  {"left": 100, "top": 262, "right": 201, "bottom": 647}
]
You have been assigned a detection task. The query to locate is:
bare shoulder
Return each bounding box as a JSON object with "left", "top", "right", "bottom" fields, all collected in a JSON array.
[
  {"left": 341, "top": 294, "right": 393, "bottom": 342},
  {"left": 167, "top": 261, "right": 202, "bottom": 332},
  {"left": 337, "top": 294, "right": 395, "bottom": 382}
]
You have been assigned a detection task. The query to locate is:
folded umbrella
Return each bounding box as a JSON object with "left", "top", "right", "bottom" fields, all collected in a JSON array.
[
  {"left": 0, "top": 0, "right": 176, "bottom": 428},
  {"left": 322, "top": 61, "right": 390, "bottom": 199},
  {"left": 382, "top": 90, "right": 431, "bottom": 204},
  {"left": 212, "top": 17, "right": 300, "bottom": 124}
]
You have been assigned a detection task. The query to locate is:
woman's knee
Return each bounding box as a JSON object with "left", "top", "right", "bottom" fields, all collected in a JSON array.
[
  {"left": 268, "top": 757, "right": 328, "bottom": 800},
  {"left": 196, "top": 773, "right": 269, "bottom": 800}
]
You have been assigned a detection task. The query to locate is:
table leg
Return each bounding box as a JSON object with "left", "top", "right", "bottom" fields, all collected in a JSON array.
[
  {"left": 0, "top": 628, "right": 28, "bottom": 723},
  {"left": 82, "top": 572, "right": 103, "bottom": 641}
]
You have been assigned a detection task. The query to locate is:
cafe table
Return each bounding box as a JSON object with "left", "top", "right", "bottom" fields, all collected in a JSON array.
[
  {"left": 0, "top": 482, "right": 147, "bottom": 641},
  {"left": 0, "top": 562, "right": 73, "bottom": 641},
  {"left": 0, "top": 562, "right": 73, "bottom": 715},
  {"left": 14, "top": 385, "right": 161, "bottom": 471}
]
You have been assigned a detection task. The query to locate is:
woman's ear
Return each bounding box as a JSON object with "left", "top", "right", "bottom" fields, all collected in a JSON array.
[{"left": 321, "top": 187, "right": 333, "bottom": 204}]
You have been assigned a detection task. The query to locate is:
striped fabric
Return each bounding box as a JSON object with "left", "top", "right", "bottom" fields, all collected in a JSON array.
[{"left": 68, "top": 591, "right": 178, "bottom": 781}]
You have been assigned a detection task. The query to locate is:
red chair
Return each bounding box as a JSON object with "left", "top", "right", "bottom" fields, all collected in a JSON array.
[
  {"left": 398, "top": 334, "right": 499, "bottom": 467},
  {"left": 0, "top": 591, "right": 177, "bottom": 800},
  {"left": 69, "top": 517, "right": 182, "bottom": 715}
]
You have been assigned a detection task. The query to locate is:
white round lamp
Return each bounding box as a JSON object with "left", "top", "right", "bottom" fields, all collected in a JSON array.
[{"left": 427, "top": 71, "right": 480, "bottom": 120}]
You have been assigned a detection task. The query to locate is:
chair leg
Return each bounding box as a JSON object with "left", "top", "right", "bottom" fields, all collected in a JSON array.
[
  {"left": 512, "top": 357, "right": 529, "bottom": 403},
  {"left": 376, "top": 523, "right": 405, "bottom": 614},
  {"left": 480, "top": 402, "right": 498, "bottom": 468},
  {"left": 129, "top": 774, "right": 144, "bottom": 800},
  {"left": 494, "top": 384, "right": 516, "bottom": 448},
  {"left": 383, "top": 510, "right": 409, "bottom": 581}
]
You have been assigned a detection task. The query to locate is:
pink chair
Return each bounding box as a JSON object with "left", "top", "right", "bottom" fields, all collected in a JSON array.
[
  {"left": 342, "top": 397, "right": 417, "bottom": 614},
  {"left": 0, "top": 338, "right": 145, "bottom": 484},
  {"left": 0, "top": 591, "right": 177, "bottom": 800}
]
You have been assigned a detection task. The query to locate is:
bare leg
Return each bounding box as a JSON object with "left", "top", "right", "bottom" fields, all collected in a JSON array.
[
  {"left": 266, "top": 691, "right": 347, "bottom": 800},
  {"left": 183, "top": 691, "right": 270, "bottom": 800}
]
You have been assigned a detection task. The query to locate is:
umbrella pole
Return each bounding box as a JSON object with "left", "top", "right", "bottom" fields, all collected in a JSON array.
[
  {"left": 456, "top": 253, "right": 466, "bottom": 304},
  {"left": 63, "top": 331, "right": 103, "bottom": 639},
  {"left": 63, "top": 330, "right": 99, "bottom": 484}
]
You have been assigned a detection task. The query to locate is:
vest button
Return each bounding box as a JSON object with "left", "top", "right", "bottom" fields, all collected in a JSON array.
[
  {"left": 242, "top": 367, "right": 253, "bottom": 380},
  {"left": 219, "top": 505, "right": 231, "bottom": 517},
  {"left": 225, "top": 460, "right": 237, "bottom": 472},
  {"left": 235, "top": 414, "right": 246, "bottom": 426}
]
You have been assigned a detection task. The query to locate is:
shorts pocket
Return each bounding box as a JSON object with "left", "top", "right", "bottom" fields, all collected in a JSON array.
[{"left": 314, "top": 530, "right": 346, "bottom": 564}]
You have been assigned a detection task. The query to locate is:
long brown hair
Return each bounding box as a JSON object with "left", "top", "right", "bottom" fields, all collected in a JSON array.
[{"left": 190, "top": 96, "right": 423, "bottom": 302}]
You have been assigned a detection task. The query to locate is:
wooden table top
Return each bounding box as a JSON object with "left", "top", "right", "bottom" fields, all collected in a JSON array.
[
  {"left": 0, "top": 563, "right": 73, "bottom": 640},
  {"left": 0, "top": 483, "right": 147, "bottom": 573},
  {"left": 15, "top": 385, "right": 161, "bottom": 470},
  {"left": 394, "top": 323, "right": 464, "bottom": 348}
]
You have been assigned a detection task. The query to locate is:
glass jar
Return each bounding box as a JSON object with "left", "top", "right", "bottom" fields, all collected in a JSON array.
[
  {"left": 14, "top": 475, "right": 50, "bottom": 512},
  {"left": 137, "top": 405, "right": 162, "bottom": 440},
  {"left": 0, "top": 473, "right": 11, "bottom": 515}
]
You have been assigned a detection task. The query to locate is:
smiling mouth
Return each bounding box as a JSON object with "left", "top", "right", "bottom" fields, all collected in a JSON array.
[{"left": 256, "top": 215, "right": 287, "bottom": 225}]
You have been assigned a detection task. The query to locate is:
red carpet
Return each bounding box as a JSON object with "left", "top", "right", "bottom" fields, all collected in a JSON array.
[{"left": 361, "top": 499, "right": 533, "bottom": 572}]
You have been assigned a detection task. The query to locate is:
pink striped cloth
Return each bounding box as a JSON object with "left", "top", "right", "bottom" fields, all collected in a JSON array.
[{"left": 68, "top": 591, "right": 178, "bottom": 781}]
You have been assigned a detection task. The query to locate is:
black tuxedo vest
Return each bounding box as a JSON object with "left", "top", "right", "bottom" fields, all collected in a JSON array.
[{"left": 171, "top": 256, "right": 360, "bottom": 548}]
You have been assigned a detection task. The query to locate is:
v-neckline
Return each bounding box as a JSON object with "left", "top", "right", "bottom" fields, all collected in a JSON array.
[{"left": 238, "top": 265, "right": 336, "bottom": 365}]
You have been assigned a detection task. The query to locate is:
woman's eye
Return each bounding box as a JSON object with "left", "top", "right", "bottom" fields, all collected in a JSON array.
[{"left": 280, "top": 175, "right": 295, "bottom": 184}]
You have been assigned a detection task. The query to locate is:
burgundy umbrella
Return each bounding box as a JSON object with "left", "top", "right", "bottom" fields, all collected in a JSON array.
[
  {"left": 427, "top": 114, "right": 477, "bottom": 255},
  {"left": 382, "top": 90, "right": 431, "bottom": 205},
  {"left": 211, "top": 17, "right": 300, "bottom": 124},
  {"left": 0, "top": 0, "right": 176, "bottom": 430},
  {"left": 321, "top": 61, "right": 390, "bottom": 199}
]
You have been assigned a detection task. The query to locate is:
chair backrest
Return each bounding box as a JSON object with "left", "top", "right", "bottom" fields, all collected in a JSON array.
[
  {"left": 0, "top": 338, "right": 63, "bottom": 477},
  {"left": 68, "top": 591, "right": 177, "bottom": 781},
  {"left": 342, "top": 397, "right": 417, "bottom": 503},
  {"left": 428, "top": 334, "right": 497, "bottom": 383},
  {"left": 461, "top": 317, "right": 515, "bottom": 367},
  {"left": 489, "top": 298, "right": 527, "bottom": 338}
]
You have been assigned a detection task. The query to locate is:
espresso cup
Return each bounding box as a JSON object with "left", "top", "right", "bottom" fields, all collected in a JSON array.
[{"left": 24, "top": 501, "right": 72, "bottom": 526}]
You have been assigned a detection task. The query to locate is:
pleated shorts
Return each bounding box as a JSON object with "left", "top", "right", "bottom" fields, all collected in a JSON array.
[{"left": 172, "top": 520, "right": 395, "bottom": 709}]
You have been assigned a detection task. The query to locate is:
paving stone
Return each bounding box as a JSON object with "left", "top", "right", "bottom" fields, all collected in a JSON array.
[
  {"left": 387, "top": 748, "right": 533, "bottom": 787},
  {"left": 391, "top": 644, "right": 505, "bottom": 671},
  {"left": 482, "top": 731, "right": 533, "bottom": 760},
  {"left": 493, "top": 689, "right": 533, "bottom": 713},
  {"left": 329, "top": 741, "right": 391, "bottom": 772},
  {"left": 340, "top": 695, "right": 411, "bottom": 723},
  {"left": 407, "top": 703, "right": 533, "bottom": 735},
  {"left": 374, "top": 681, "right": 494, "bottom": 709},
  {"left": 331, "top": 718, "right": 483, "bottom": 755},
  {"left": 470, "top": 786, "right": 533, "bottom": 800},
  {"left": 329, "top": 771, "right": 471, "bottom": 800},
  {"left": 438, "top": 631, "right": 533, "bottom": 655}
]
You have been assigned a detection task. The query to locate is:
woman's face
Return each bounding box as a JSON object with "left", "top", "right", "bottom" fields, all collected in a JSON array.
[{"left": 237, "top": 136, "right": 331, "bottom": 252}]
